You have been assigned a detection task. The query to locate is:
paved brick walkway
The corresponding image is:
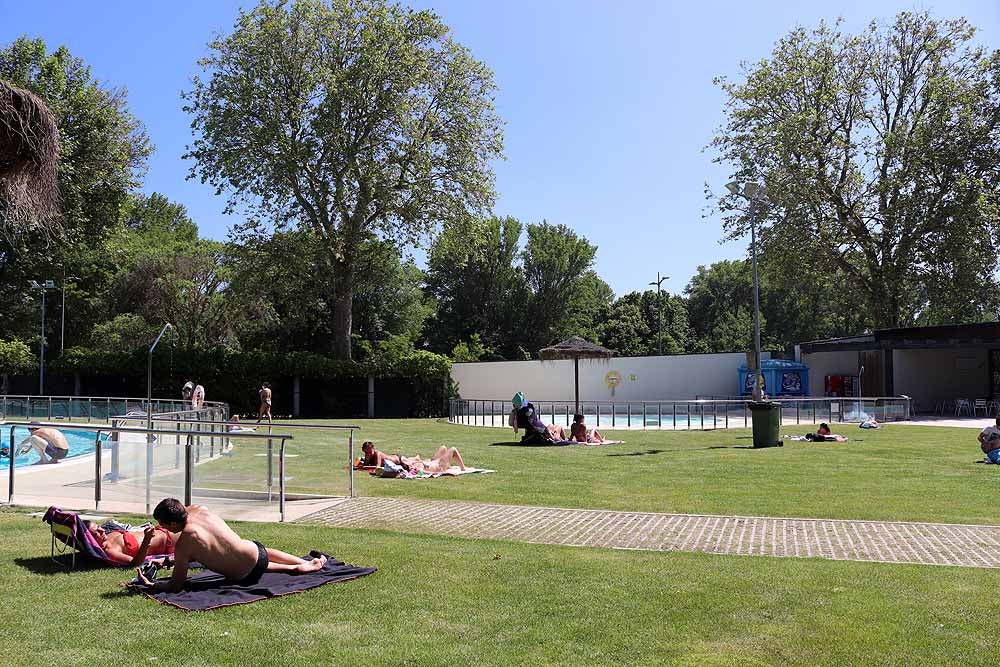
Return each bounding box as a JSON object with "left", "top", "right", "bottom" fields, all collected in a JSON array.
[{"left": 301, "top": 497, "right": 1000, "bottom": 568}]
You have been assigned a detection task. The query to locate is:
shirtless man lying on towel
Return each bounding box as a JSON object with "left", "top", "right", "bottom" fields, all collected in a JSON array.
[{"left": 136, "top": 498, "right": 326, "bottom": 592}]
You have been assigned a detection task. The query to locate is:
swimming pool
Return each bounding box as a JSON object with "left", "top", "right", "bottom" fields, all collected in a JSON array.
[{"left": 1, "top": 427, "right": 107, "bottom": 469}]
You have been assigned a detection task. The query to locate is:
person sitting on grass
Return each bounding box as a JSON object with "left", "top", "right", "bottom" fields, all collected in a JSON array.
[
  {"left": 817, "top": 423, "right": 832, "bottom": 436},
  {"left": 360, "top": 441, "right": 402, "bottom": 468},
  {"left": 510, "top": 392, "right": 566, "bottom": 444},
  {"left": 570, "top": 414, "right": 605, "bottom": 444},
  {"left": 979, "top": 416, "right": 1000, "bottom": 464},
  {"left": 85, "top": 521, "right": 179, "bottom": 566},
  {"left": 400, "top": 446, "right": 467, "bottom": 474},
  {"left": 136, "top": 498, "right": 326, "bottom": 592}
]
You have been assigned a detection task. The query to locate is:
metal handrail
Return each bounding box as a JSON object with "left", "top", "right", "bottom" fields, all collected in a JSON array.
[
  {"left": 3, "top": 420, "right": 296, "bottom": 522},
  {"left": 455, "top": 396, "right": 908, "bottom": 403},
  {"left": 118, "top": 416, "right": 362, "bottom": 500}
]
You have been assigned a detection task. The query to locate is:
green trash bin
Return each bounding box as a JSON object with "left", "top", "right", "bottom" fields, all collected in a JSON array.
[{"left": 749, "top": 401, "right": 781, "bottom": 448}]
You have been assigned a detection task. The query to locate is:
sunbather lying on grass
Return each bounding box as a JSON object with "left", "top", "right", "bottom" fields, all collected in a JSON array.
[{"left": 400, "top": 446, "right": 467, "bottom": 474}]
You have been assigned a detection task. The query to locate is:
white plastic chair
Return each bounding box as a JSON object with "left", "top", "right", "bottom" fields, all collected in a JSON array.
[
  {"left": 974, "top": 399, "right": 989, "bottom": 416},
  {"left": 955, "top": 399, "right": 972, "bottom": 416}
]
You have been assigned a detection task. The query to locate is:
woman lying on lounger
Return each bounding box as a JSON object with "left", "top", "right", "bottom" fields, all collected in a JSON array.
[
  {"left": 399, "top": 446, "right": 467, "bottom": 474},
  {"left": 85, "top": 521, "right": 179, "bottom": 566}
]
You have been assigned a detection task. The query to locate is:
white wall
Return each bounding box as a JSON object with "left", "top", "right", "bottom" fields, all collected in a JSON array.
[
  {"left": 800, "top": 351, "right": 859, "bottom": 396},
  {"left": 451, "top": 352, "right": 771, "bottom": 401},
  {"left": 893, "top": 348, "right": 988, "bottom": 411}
]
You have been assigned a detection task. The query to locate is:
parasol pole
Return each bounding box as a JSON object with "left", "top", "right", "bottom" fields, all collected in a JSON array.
[{"left": 574, "top": 358, "right": 580, "bottom": 414}]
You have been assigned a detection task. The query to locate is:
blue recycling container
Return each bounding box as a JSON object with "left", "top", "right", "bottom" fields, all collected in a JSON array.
[{"left": 738, "top": 359, "right": 809, "bottom": 397}]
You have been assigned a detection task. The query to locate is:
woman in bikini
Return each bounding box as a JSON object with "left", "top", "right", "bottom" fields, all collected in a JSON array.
[
  {"left": 85, "top": 521, "right": 179, "bottom": 566},
  {"left": 359, "top": 441, "right": 402, "bottom": 469},
  {"left": 570, "top": 414, "right": 605, "bottom": 444},
  {"left": 400, "top": 446, "right": 467, "bottom": 474}
]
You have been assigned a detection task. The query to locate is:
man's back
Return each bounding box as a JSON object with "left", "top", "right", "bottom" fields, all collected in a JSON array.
[
  {"left": 34, "top": 427, "right": 68, "bottom": 449},
  {"left": 179, "top": 505, "right": 257, "bottom": 580}
]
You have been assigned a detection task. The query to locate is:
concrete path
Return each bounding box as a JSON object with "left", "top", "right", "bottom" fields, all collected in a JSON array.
[{"left": 302, "top": 497, "right": 1000, "bottom": 569}]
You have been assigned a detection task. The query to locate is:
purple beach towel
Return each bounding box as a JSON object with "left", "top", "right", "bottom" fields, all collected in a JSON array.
[
  {"left": 129, "top": 551, "right": 376, "bottom": 611},
  {"left": 43, "top": 506, "right": 120, "bottom": 566}
]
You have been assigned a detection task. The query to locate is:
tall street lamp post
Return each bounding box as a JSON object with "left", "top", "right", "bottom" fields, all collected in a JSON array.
[
  {"left": 725, "top": 181, "right": 767, "bottom": 401},
  {"left": 29, "top": 279, "right": 56, "bottom": 394},
  {"left": 648, "top": 272, "right": 670, "bottom": 355},
  {"left": 61, "top": 276, "right": 78, "bottom": 354}
]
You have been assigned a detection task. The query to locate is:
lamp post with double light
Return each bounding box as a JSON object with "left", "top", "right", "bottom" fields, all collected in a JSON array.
[
  {"left": 29, "top": 279, "right": 56, "bottom": 394},
  {"left": 648, "top": 272, "right": 670, "bottom": 356}
]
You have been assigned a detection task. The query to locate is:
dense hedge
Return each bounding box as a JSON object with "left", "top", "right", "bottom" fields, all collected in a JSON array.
[{"left": 33, "top": 347, "right": 456, "bottom": 418}]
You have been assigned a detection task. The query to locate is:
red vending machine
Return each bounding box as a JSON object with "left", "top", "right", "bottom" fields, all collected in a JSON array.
[{"left": 824, "top": 374, "right": 857, "bottom": 397}]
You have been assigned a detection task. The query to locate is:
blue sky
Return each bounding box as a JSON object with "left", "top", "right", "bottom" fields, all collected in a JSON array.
[{"left": 2, "top": 0, "right": 998, "bottom": 296}]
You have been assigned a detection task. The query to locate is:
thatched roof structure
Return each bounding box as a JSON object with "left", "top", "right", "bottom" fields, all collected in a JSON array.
[
  {"left": 0, "top": 80, "right": 60, "bottom": 237},
  {"left": 539, "top": 336, "right": 613, "bottom": 361},
  {"left": 539, "top": 337, "right": 613, "bottom": 413}
]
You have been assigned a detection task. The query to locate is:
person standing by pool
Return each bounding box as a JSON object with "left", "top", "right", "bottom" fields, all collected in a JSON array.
[
  {"left": 191, "top": 382, "right": 205, "bottom": 410},
  {"left": 257, "top": 382, "right": 272, "bottom": 424},
  {"left": 17, "top": 425, "right": 69, "bottom": 464}
]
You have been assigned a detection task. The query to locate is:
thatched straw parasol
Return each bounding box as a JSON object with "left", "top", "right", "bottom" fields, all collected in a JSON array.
[
  {"left": 0, "top": 80, "right": 60, "bottom": 238},
  {"left": 539, "top": 336, "right": 613, "bottom": 413}
]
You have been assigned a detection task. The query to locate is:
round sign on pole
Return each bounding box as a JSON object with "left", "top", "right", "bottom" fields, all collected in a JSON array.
[{"left": 604, "top": 370, "right": 622, "bottom": 397}]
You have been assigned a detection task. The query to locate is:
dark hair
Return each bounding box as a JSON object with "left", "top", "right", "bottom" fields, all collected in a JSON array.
[
  {"left": 573, "top": 414, "right": 584, "bottom": 423},
  {"left": 153, "top": 498, "right": 188, "bottom": 526},
  {"left": 361, "top": 441, "right": 374, "bottom": 450},
  {"left": 819, "top": 423, "right": 829, "bottom": 429},
  {"left": 262, "top": 382, "right": 270, "bottom": 388}
]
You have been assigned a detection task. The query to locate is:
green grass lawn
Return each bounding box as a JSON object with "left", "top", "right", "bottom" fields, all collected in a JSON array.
[
  {"left": 196, "top": 419, "right": 997, "bottom": 524},
  {"left": 6, "top": 419, "right": 999, "bottom": 665},
  {"left": 3, "top": 506, "right": 999, "bottom": 667}
]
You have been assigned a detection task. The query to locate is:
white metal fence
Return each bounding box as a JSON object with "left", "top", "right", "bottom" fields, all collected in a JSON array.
[
  {"left": 449, "top": 397, "right": 913, "bottom": 430},
  {"left": 0, "top": 394, "right": 228, "bottom": 422}
]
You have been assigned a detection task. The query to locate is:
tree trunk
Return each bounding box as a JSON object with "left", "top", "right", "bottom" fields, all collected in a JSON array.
[{"left": 332, "top": 274, "right": 354, "bottom": 361}]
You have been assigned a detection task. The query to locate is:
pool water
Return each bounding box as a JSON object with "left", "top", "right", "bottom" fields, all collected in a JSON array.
[{"left": 1, "top": 427, "right": 106, "bottom": 469}]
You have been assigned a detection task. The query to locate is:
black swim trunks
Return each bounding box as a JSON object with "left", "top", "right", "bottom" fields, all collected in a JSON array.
[
  {"left": 45, "top": 444, "right": 68, "bottom": 461},
  {"left": 237, "top": 540, "right": 269, "bottom": 585}
]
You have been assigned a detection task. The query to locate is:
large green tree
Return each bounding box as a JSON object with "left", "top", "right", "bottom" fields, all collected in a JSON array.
[
  {"left": 0, "top": 37, "right": 151, "bottom": 349},
  {"left": 684, "top": 261, "right": 765, "bottom": 354},
  {"left": 522, "top": 222, "right": 607, "bottom": 351},
  {"left": 712, "top": 13, "right": 1000, "bottom": 328},
  {"left": 424, "top": 216, "right": 525, "bottom": 358},
  {"left": 227, "top": 228, "right": 429, "bottom": 353},
  {"left": 183, "top": 0, "right": 504, "bottom": 359},
  {"left": 598, "top": 290, "right": 688, "bottom": 356}
]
